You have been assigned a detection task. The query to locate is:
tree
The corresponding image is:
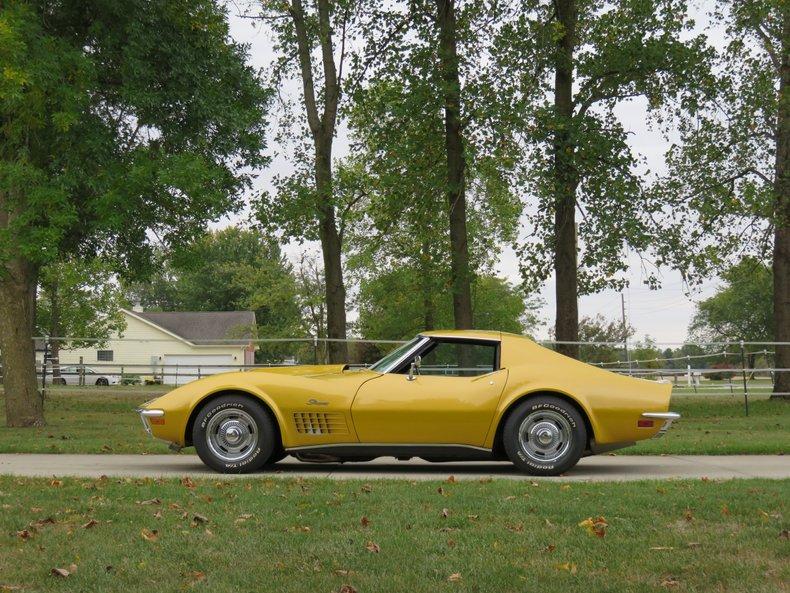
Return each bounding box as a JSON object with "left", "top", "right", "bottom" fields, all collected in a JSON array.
[
  {"left": 36, "top": 258, "right": 126, "bottom": 382},
  {"left": 689, "top": 257, "right": 773, "bottom": 344},
  {"left": 0, "top": 0, "right": 269, "bottom": 426},
  {"left": 356, "top": 268, "right": 539, "bottom": 344},
  {"left": 253, "top": 0, "right": 364, "bottom": 363},
  {"left": 574, "top": 314, "right": 634, "bottom": 365},
  {"left": 125, "top": 227, "right": 304, "bottom": 362},
  {"left": 660, "top": 1, "right": 789, "bottom": 399},
  {"left": 499, "top": 0, "right": 713, "bottom": 359},
  {"left": 345, "top": 1, "right": 523, "bottom": 334}
]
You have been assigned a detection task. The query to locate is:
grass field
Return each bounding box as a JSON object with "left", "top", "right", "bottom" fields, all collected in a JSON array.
[
  {"left": 0, "top": 476, "right": 787, "bottom": 593},
  {"left": 0, "top": 384, "right": 787, "bottom": 455}
]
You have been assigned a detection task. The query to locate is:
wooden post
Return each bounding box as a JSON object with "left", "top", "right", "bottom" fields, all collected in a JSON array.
[{"left": 740, "top": 340, "right": 749, "bottom": 416}]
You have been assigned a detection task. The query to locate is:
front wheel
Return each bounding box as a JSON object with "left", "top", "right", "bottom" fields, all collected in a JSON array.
[
  {"left": 503, "top": 396, "right": 586, "bottom": 476},
  {"left": 193, "top": 395, "right": 277, "bottom": 473}
]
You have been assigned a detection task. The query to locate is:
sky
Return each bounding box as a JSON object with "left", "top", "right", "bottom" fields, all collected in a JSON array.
[{"left": 221, "top": 2, "right": 726, "bottom": 346}]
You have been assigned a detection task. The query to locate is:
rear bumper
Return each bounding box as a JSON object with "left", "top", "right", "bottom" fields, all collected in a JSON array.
[{"left": 641, "top": 412, "right": 680, "bottom": 438}]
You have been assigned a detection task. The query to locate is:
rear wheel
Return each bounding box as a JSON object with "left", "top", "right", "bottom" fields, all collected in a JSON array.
[
  {"left": 95, "top": 377, "right": 109, "bottom": 386},
  {"left": 193, "top": 395, "right": 277, "bottom": 473},
  {"left": 503, "top": 396, "right": 586, "bottom": 476}
]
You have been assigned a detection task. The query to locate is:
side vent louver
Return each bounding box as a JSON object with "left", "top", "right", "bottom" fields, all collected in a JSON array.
[{"left": 293, "top": 412, "right": 349, "bottom": 435}]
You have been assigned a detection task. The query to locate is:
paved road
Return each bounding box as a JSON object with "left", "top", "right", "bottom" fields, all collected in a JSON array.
[{"left": 0, "top": 454, "right": 787, "bottom": 481}]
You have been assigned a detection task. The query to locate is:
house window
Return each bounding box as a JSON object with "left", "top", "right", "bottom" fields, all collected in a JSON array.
[{"left": 97, "top": 350, "right": 113, "bottom": 362}]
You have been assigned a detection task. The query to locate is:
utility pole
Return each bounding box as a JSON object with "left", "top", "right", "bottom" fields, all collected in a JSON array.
[{"left": 621, "top": 292, "right": 631, "bottom": 375}]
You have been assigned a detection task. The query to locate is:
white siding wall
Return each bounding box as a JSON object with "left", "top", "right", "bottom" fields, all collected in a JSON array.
[{"left": 38, "top": 313, "right": 248, "bottom": 381}]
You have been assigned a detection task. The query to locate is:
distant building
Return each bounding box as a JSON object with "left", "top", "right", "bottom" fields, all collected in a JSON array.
[{"left": 37, "top": 309, "right": 257, "bottom": 385}]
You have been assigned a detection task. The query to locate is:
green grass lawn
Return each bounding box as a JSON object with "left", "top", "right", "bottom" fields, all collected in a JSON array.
[
  {"left": 0, "top": 385, "right": 787, "bottom": 455},
  {"left": 0, "top": 476, "right": 786, "bottom": 593}
]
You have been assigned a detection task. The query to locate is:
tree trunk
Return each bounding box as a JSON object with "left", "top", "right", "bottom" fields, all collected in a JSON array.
[
  {"left": 553, "top": 0, "right": 580, "bottom": 359},
  {"left": 436, "top": 0, "right": 473, "bottom": 330},
  {"left": 289, "top": 0, "right": 349, "bottom": 364},
  {"left": 0, "top": 258, "right": 45, "bottom": 426},
  {"left": 772, "top": 4, "right": 790, "bottom": 400},
  {"left": 316, "top": 146, "right": 348, "bottom": 363}
]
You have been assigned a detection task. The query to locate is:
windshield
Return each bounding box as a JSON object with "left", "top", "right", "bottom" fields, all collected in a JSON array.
[{"left": 369, "top": 337, "right": 422, "bottom": 373}]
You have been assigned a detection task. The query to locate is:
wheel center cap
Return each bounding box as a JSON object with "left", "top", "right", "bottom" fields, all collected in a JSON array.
[
  {"left": 531, "top": 421, "right": 560, "bottom": 448},
  {"left": 225, "top": 426, "right": 241, "bottom": 444}
]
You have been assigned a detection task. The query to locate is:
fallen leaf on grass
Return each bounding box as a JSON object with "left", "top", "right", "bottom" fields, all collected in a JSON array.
[
  {"left": 360, "top": 484, "right": 373, "bottom": 493},
  {"left": 448, "top": 573, "right": 462, "bottom": 582},
  {"left": 30, "top": 518, "right": 55, "bottom": 528},
  {"left": 235, "top": 514, "right": 253, "bottom": 524},
  {"left": 81, "top": 519, "right": 98, "bottom": 529},
  {"left": 478, "top": 477, "right": 493, "bottom": 484},
  {"left": 186, "top": 571, "right": 205, "bottom": 586},
  {"left": 181, "top": 477, "right": 196, "bottom": 489},
  {"left": 780, "top": 529, "right": 789, "bottom": 540},
  {"left": 649, "top": 547, "right": 674, "bottom": 551},
  {"left": 338, "top": 585, "right": 357, "bottom": 593},
  {"left": 660, "top": 576, "right": 680, "bottom": 588},
  {"left": 360, "top": 516, "right": 370, "bottom": 527},
  {"left": 578, "top": 516, "right": 608, "bottom": 538},
  {"left": 50, "top": 480, "right": 62, "bottom": 488},
  {"left": 683, "top": 509, "right": 694, "bottom": 522},
  {"left": 554, "top": 562, "right": 577, "bottom": 574},
  {"left": 141, "top": 528, "right": 159, "bottom": 542},
  {"left": 365, "top": 541, "right": 380, "bottom": 553},
  {"left": 50, "top": 564, "right": 77, "bottom": 578},
  {"left": 0, "top": 585, "right": 23, "bottom": 591},
  {"left": 138, "top": 498, "right": 161, "bottom": 506},
  {"left": 192, "top": 514, "right": 208, "bottom": 525},
  {"left": 446, "top": 475, "right": 456, "bottom": 483},
  {"left": 686, "top": 542, "right": 701, "bottom": 548},
  {"left": 437, "top": 486, "right": 445, "bottom": 495},
  {"left": 506, "top": 523, "right": 524, "bottom": 533},
  {"left": 16, "top": 530, "right": 31, "bottom": 540},
  {"left": 441, "top": 508, "right": 450, "bottom": 518},
  {"left": 543, "top": 544, "right": 556, "bottom": 553},
  {"left": 721, "top": 504, "right": 730, "bottom": 516}
]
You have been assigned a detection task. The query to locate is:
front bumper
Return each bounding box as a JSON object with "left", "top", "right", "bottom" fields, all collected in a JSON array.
[
  {"left": 641, "top": 412, "right": 681, "bottom": 438},
  {"left": 136, "top": 408, "right": 164, "bottom": 437}
]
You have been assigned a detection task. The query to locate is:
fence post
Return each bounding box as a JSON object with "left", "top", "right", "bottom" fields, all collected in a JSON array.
[
  {"left": 41, "top": 339, "right": 49, "bottom": 397},
  {"left": 740, "top": 340, "right": 749, "bottom": 416},
  {"left": 79, "top": 356, "right": 84, "bottom": 386},
  {"left": 175, "top": 363, "right": 179, "bottom": 387},
  {"left": 198, "top": 365, "right": 201, "bottom": 380}
]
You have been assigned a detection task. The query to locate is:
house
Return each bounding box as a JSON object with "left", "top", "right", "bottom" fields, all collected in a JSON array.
[{"left": 40, "top": 308, "right": 257, "bottom": 385}]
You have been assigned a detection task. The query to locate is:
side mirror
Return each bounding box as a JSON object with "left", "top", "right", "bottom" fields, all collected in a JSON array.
[{"left": 407, "top": 355, "right": 422, "bottom": 381}]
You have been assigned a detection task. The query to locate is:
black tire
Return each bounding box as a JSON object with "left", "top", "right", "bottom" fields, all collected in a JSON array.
[
  {"left": 502, "top": 396, "right": 586, "bottom": 476},
  {"left": 95, "top": 377, "right": 109, "bottom": 386},
  {"left": 192, "top": 395, "right": 277, "bottom": 473}
]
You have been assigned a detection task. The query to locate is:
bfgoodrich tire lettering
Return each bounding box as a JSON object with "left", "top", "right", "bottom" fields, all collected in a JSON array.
[
  {"left": 193, "top": 395, "right": 277, "bottom": 474},
  {"left": 502, "top": 396, "right": 586, "bottom": 476}
]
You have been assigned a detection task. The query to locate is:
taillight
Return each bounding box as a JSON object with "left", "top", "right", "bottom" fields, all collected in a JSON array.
[{"left": 637, "top": 419, "right": 654, "bottom": 428}]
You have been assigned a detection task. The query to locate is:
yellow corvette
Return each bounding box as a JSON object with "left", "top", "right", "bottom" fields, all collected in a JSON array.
[{"left": 137, "top": 330, "right": 678, "bottom": 475}]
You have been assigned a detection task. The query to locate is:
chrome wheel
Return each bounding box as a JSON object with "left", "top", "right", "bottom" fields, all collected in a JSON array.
[
  {"left": 518, "top": 409, "right": 573, "bottom": 464},
  {"left": 205, "top": 408, "right": 258, "bottom": 463}
]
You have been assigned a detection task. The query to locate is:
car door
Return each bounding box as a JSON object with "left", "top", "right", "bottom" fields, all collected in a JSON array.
[{"left": 351, "top": 338, "right": 507, "bottom": 446}]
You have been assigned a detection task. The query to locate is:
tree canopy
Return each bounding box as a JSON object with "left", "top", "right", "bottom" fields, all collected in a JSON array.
[{"left": 0, "top": 0, "right": 270, "bottom": 426}]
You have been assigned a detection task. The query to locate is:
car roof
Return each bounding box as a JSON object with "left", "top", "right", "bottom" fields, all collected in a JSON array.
[{"left": 420, "top": 329, "right": 503, "bottom": 341}]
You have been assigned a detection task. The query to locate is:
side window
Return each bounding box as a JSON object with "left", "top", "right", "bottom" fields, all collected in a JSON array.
[{"left": 419, "top": 341, "right": 497, "bottom": 377}]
